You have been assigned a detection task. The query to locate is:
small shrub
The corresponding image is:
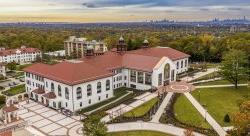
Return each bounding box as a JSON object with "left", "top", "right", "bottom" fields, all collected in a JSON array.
[{"left": 224, "top": 114, "right": 230, "bottom": 123}]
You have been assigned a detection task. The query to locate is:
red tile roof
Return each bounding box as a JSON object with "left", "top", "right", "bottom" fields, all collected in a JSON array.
[
  {"left": 2, "top": 104, "right": 18, "bottom": 112},
  {"left": 43, "top": 92, "right": 56, "bottom": 99},
  {"left": 128, "top": 47, "right": 190, "bottom": 60},
  {"left": 24, "top": 47, "right": 189, "bottom": 85},
  {"left": 24, "top": 61, "right": 114, "bottom": 85},
  {"left": 0, "top": 47, "right": 41, "bottom": 56},
  {"left": 32, "top": 88, "right": 45, "bottom": 94}
]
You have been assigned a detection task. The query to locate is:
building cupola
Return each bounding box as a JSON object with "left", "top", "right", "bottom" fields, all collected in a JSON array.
[
  {"left": 117, "top": 36, "right": 127, "bottom": 52},
  {"left": 142, "top": 39, "right": 149, "bottom": 48}
]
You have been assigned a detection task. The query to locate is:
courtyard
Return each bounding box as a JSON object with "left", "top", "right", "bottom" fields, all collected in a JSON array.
[{"left": 17, "top": 100, "right": 83, "bottom": 136}]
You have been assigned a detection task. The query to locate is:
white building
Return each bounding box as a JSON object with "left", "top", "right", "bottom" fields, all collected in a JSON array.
[
  {"left": 0, "top": 46, "right": 41, "bottom": 64},
  {"left": 45, "top": 50, "right": 65, "bottom": 57},
  {"left": 0, "top": 63, "right": 6, "bottom": 77},
  {"left": 64, "top": 36, "right": 108, "bottom": 58},
  {"left": 24, "top": 39, "right": 189, "bottom": 113}
]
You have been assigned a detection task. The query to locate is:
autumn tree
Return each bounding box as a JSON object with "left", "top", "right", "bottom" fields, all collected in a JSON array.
[
  {"left": 219, "top": 49, "right": 248, "bottom": 89},
  {"left": 83, "top": 115, "right": 107, "bottom": 136},
  {"left": 232, "top": 101, "right": 250, "bottom": 135}
]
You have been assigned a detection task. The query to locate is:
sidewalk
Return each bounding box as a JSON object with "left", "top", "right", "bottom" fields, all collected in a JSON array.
[
  {"left": 151, "top": 92, "right": 173, "bottom": 123},
  {"left": 107, "top": 122, "right": 205, "bottom": 136},
  {"left": 101, "top": 92, "right": 157, "bottom": 122},
  {"left": 184, "top": 92, "right": 227, "bottom": 136},
  {"left": 191, "top": 77, "right": 222, "bottom": 84},
  {"left": 181, "top": 68, "right": 217, "bottom": 82},
  {"left": 195, "top": 84, "right": 248, "bottom": 88}
]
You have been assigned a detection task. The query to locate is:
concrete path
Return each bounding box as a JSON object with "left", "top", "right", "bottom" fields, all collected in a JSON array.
[
  {"left": 107, "top": 122, "right": 205, "bottom": 136},
  {"left": 184, "top": 92, "right": 227, "bottom": 136},
  {"left": 86, "top": 91, "right": 133, "bottom": 115},
  {"left": 181, "top": 68, "right": 218, "bottom": 82},
  {"left": 195, "top": 84, "right": 248, "bottom": 88},
  {"left": 101, "top": 92, "right": 157, "bottom": 122},
  {"left": 191, "top": 77, "right": 222, "bottom": 84},
  {"left": 151, "top": 92, "right": 173, "bottom": 123}
]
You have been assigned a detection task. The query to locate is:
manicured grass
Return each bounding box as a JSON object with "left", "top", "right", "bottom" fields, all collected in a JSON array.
[
  {"left": 174, "top": 94, "right": 211, "bottom": 129},
  {"left": 123, "top": 97, "right": 158, "bottom": 117},
  {"left": 2, "top": 84, "right": 25, "bottom": 96},
  {"left": 107, "top": 130, "right": 171, "bottom": 136},
  {"left": 194, "top": 79, "right": 247, "bottom": 86},
  {"left": 192, "top": 86, "right": 249, "bottom": 126}
]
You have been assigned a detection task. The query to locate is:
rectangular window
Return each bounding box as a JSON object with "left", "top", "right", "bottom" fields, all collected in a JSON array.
[
  {"left": 185, "top": 60, "right": 187, "bottom": 67},
  {"left": 130, "top": 70, "right": 136, "bottom": 82},
  {"left": 88, "top": 99, "right": 91, "bottom": 104},
  {"left": 130, "top": 84, "right": 136, "bottom": 88},
  {"left": 80, "top": 102, "right": 82, "bottom": 107},
  {"left": 158, "top": 73, "right": 162, "bottom": 86},
  {"left": 181, "top": 61, "right": 183, "bottom": 68},
  {"left": 106, "top": 94, "right": 108, "bottom": 98},
  {"left": 145, "top": 73, "right": 152, "bottom": 85},
  {"left": 137, "top": 72, "right": 144, "bottom": 84},
  {"left": 171, "top": 70, "right": 175, "bottom": 81},
  {"left": 176, "top": 62, "right": 179, "bottom": 69}
]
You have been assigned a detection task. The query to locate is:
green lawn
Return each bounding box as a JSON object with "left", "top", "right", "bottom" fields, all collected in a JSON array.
[
  {"left": 192, "top": 86, "right": 250, "bottom": 126},
  {"left": 2, "top": 84, "right": 25, "bottom": 96},
  {"left": 123, "top": 97, "right": 158, "bottom": 117},
  {"left": 174, "top": 94, "right": 211, "bottom": 129},
  {"left": 108, "top": 130, "right": 171, "bottom": 136}
]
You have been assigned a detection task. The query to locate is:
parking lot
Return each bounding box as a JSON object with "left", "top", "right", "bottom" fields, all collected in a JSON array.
[{"left": 17, "top": 100, "right": 83, "bottom": 136}]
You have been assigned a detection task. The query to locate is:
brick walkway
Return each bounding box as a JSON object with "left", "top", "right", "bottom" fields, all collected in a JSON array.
[{"left": 17, "top": 100, "right": 83, "bottom": 136}]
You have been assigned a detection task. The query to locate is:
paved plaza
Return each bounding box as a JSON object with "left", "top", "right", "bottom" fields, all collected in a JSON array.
[{"left": 17, "top": 100, "right": 83, "bottom": 136}]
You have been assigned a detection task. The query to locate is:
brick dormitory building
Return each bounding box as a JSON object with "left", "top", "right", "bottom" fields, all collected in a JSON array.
[{"left": 24, "top": 37, "right": 190, "bottom": 113}]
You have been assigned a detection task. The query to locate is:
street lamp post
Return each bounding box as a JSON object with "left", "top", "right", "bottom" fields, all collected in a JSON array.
[
  {"left": 204, "top": 109, "right": 207, "bottom": 122},
  {"left": 198, "top": 90, "right": 201, "bottom": 103}
]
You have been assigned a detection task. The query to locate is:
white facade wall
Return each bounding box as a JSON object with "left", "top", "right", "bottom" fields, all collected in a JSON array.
[
  {"left": 174, "top": 58, "right": 189, "bottom": 74},
  {"left": 72, "top": 77, "right": 113, "bottom": 111},
  {"left": 25, "top": 72, "right": 114, "bottom": 112},
  {"left": 152, "top": 57, "right": 176, "bottom": 88},
  {"left": 0, "top": 51, "right": 41, "bottom": 64},
  {"left": 0, "top": 65, "right": 6, "bottom": 77}
]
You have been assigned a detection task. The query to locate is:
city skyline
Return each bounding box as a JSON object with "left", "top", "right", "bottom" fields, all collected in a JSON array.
[{"left": 0, "top": 0, "right": 250, "bottom": 22}]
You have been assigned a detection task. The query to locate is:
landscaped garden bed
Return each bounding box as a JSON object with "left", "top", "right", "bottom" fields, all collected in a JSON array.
[
  {"left": 109, "top": 93, "right": 167, "bottom": 123},
  {"left": 2, "top": 84, "right": 25, "bottom": 96},
  {"left": 123, "top": 97, "right": 159, "bottom": 117},
  {"left": 80, "top": 87, "right": 146, "bottom": 118},
  {"left": 159, "top": 93, "right": 216, "bottom": 135}
]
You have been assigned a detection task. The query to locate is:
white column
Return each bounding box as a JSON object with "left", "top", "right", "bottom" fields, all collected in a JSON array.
[
  {"left": 8, "top": 112, "right": 11, "bottom": 123},
  {"left": 4, "top": 113, "right": 7, "bottom": 124}
]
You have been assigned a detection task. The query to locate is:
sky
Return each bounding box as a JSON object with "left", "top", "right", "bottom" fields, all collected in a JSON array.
[{"left": 0, "top": 0, "right": 250, "bottom": 22}]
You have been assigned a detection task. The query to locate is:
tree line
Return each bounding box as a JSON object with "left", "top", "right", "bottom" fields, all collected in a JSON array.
[{"left": 0, "top": 27, "right": 249, "bottom": 62}]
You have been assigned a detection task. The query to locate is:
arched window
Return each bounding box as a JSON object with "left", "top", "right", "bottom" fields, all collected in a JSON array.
[
  {"left": 65, "top": 87, "right": 69, "bottom": 100},
  {"left": 76, "top": 87, "right": 82, "bottom": 99},
  {"left": 87, "top": 84, "right": 92, "bottom": 96},
  {"left": 106, "top": 80, "right": 110, "bottom": 91},
  {"left": 51, "top": 83, "right": 54, "bottom": 91},
  {"left": 97, "top": 82, "right": 101, "bottom": 93},
  {"left": 58, "top": 85, "right": 62, "bottom": 96},
  {"left": 164, "top": 64, "right": 170, "bottom": 80}
]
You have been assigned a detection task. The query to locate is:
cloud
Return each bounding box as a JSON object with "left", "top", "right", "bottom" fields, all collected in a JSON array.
[{"left": 82, "top": 3, "right": 96, "bottom": 8}]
